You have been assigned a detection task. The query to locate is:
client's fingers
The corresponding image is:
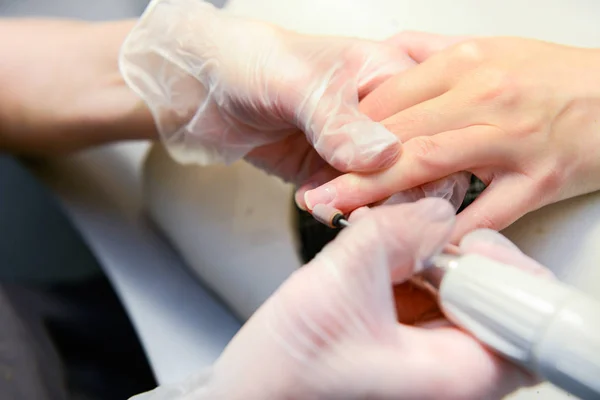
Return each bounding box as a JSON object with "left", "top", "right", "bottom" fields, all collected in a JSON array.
[
  {"left": 451, "top": 176, "right": 543, "bottom": 243},
  {"left": 378, "top": 90, "right": 475, "bottom": 142},
  {"left": 359, "top": 55, "right": 453, "bottom": 122},
  {"left": 295, "top": 164, "right": 341, "bottom": 210},
  {"left": 304, "top": 125, "right": 506, "bottom": 213},
  {"left": 385, "top": 31, "right": 471, "bottom": 63}
]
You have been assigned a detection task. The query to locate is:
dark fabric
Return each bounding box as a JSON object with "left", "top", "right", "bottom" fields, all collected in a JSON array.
[
  {"left": 295, "top": 175, "right": 487, "bottom": 263},
  {"left": 0, "top": 154, "right": 156, "bottom": 399},
  {"left": 0, "top": 287, "right": 68, "bottom": 400},
  {"left": 2, "top": 277, "right": 157, "bottom": 400},
  {"left": 0, "top": 156, "right": 99, "bottom": 285}
]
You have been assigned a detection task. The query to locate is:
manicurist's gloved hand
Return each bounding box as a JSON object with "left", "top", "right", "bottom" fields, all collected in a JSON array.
[
  {"left": 119, "top": 0, "right": 416, "bottom": 188},
  {"left": 131, "top": 198, "right": 548, "bottom": 400}
]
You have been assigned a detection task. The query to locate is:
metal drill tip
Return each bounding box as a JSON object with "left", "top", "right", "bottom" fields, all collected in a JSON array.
[{"left": 336, "top": 218, "right": 350, "bottom": 228}]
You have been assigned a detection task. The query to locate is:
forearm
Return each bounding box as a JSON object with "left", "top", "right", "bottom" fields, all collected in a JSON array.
[{"left": 0, "top": 19, "right": 157, "bottom": 155}]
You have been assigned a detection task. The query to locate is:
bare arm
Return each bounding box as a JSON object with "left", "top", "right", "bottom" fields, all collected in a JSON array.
[{"left": 0, "top": 18, "right": 157, "bottom": 155}]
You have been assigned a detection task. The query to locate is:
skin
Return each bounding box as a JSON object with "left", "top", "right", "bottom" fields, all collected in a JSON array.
[
  {"left": 0, "top": 19, "right": 157, "bottom": 155},
  {"left": 303, "top": 32, "right": 600, "bottom": 242}
]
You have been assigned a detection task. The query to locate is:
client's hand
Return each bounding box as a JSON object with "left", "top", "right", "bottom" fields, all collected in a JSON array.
[
  {"left": 119, "top": 0, "right": 416, "bottom": 187},
  {"left": 132, "top": 198, "right": 544, "bottom": 400},
  {"left": 304, "top": 33, "right": 600, "bottom": 240}
]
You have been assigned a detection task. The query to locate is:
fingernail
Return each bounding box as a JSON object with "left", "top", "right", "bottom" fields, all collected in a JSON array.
[
  {"left": 295, "top": 191, "right": 307, "bottom": 211},
  {"left": 295, "top": 182, "right": 320, "bottom": 211},
  {"left": 462, "top": 229, "right": 520, "bottom": 251},
  {"left": 304, "top": 185, "right": 337, "bottom": 210}
]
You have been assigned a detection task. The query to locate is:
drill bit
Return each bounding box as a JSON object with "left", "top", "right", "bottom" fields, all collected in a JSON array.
[{"left": 311, "top": 204, "right": 349, "bottom": 229}]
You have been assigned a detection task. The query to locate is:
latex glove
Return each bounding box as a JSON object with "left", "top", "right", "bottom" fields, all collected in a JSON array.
[
  {"left": 375, "top": 171, "right": 471, "bottom": 211},
  {"left": 119, "top": 0, "right": 417, "bottom": 187},
  {"left": 131, "top": 198, "right": 542, "bottom": 400},
  {"left": 304, "top": 32, "right": 600, "bottom": 240}
]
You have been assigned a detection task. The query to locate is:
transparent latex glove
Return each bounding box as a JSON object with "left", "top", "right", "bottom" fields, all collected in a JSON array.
[
  {"left": 131, "top": 198, "right": 542, "bottom": 400},
  {"left": 119, "top": 0, "right": 418, "bottom": 186},
  {"left": 377, "top": 171, "right": 470, "bottom": 211}
]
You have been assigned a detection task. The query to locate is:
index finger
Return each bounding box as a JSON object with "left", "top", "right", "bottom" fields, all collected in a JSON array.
[
  {"left": 303, "top": 124, "right": 506, "bottom": 213},
  {"left": 358, "top": 54, "right": 453, "bottom": 122}
]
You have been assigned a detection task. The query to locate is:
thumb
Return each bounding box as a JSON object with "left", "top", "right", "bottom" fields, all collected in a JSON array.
[
  {"left": 279, "top": 199, "right": 455, "bottom": 345},
  {"left": 298, "top": 40, "right": 416, "bottom": 172},
  {"left": 385, "top": 31, "right": 471, "bottom": 62}
]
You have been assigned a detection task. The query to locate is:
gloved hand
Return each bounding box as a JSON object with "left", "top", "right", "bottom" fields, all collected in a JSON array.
[
  {"left": 119, "top": 0, "right": 417, "bottom": 187},
  {"left": 131, "top": 198, "right": 545, "bottom": 400}
]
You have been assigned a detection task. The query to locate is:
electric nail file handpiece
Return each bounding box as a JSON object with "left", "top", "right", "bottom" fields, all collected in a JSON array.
[{"left": 312, "top": 204, "right": 600, "bottom": 400}]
